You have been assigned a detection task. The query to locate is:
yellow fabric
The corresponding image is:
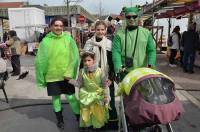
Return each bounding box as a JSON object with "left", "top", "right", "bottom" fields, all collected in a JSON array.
[
  {"left": 91, "top": 104, "right": 106, "bottom": 123},
  {"left": 81, "top": 103, "right": 107, "bottom": 127},
  {"left": 175, "top": 0, "right": 193, "bottom": 3},
  {"left": 81, "top": 107, "right": 90, "bottom": 123},
  {"left": 116, "top": 67, "right": 174, "bottom": 96},
  {"left": 79, "top": 68, "right": 109, "bottom": 128}
]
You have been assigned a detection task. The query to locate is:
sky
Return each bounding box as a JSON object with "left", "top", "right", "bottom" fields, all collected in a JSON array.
[{"left": 1, "top": 0, "right": 153, "bottom": 14}]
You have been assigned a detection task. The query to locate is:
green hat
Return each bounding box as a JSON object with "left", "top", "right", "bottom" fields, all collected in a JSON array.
[{"left": 124, "top": 7, "right": 140, "bottom": 15}]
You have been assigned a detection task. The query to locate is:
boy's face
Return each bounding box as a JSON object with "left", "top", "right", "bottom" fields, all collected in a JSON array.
[{"left": 83, "top": 56, "right": 94, "bottom": 68}]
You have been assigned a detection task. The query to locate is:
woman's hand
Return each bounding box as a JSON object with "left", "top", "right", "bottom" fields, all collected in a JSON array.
[
  {"left": 68, "top": 79, "right": 76, "bottom": 85},
  {"left": 104, "top": 95, "right": 109, "bottom": 105},
  {"left": 64, "top": 77, "right": 71, "bottom": 81},
  {"left": 147, "top": 64, "right": 152, "bottom": 68},
  {"left": 107, "top": 79, "right": 112, "bottom": 86}
]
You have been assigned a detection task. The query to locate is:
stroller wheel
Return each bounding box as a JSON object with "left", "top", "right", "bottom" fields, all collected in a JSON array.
[{"left": 151, "top": 125, "right": 162, "bottom": 132}]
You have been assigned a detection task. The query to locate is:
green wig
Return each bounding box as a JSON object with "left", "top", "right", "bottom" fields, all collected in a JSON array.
[{"left": 124, "top": 6, "right": 141, "bottom": 16}]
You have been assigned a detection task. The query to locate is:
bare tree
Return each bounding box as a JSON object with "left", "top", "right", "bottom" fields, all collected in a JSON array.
[{"left": 98, "top": 0, "right": 105, "bottom": 17}]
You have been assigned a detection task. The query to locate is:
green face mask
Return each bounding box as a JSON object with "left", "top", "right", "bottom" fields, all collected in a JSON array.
[
  {"left": 124, "top": 7, "right": 140, "bottom": 27},
  {"left": 126, "top": 15, "right": 139, "bottom": 27}
]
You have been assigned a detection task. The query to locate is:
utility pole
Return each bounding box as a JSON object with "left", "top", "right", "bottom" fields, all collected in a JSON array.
[
  {"left": 64, "top": 0, "right": 70, "bottom": 27},
  {"left": 130, "top": 0, "right": 133, "bottom": 6},
  {"left": 152, "top": 0, "right": 155, "bottom": 34},
  {"left": 99, "top": 0, "right": 103, "bottom": 17}
]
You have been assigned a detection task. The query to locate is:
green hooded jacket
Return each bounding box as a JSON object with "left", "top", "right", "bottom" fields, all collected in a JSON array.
[
  {"left": 35, "top": 32, "right": 79, "bottom": 88},
  {"left": 112, "top": 26, "right": 156, "bottom": 73}
]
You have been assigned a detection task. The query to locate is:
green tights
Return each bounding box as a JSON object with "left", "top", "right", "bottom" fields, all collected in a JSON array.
[{"left": 52, "top": 94, "right": 80, "bottom": 114}]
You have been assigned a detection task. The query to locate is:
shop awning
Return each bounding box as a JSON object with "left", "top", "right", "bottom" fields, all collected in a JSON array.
[{"left": 155, "top": 0, "right": 200, "bottom": 18}]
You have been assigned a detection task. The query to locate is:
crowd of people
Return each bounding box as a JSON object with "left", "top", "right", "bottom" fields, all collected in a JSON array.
[{"left": 168, "top": 23, "right": 200, "bottom": 74}]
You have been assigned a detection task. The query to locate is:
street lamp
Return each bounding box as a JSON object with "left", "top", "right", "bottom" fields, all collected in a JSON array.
[
  {"left": 64, "top": 0, "right": 83, "bottom": 27},
  {"left": 152, "top": 0, "right": 155, "bottom": 34}
]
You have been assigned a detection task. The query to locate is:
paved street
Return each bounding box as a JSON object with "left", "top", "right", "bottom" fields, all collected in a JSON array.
[
  {"left": 0, "top": 54, "right": 200, "bottom": 132},
  {"left": 156, "top": 53, "right": 200, "bottom": 132},
  {"left": 157, "top": 53, "right": 200, "bottom": 101}
]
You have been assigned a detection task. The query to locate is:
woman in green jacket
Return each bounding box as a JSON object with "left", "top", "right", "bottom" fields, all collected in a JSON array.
[{"left": 35, "top": 17, "right": 79, "bottom": 130}]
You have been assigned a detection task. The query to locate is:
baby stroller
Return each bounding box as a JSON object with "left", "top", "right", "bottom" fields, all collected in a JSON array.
[
  {"left": 116, "top": 68, "right": 184, "bottom": 132},
  {"left": 0, "top": 42, "right": 11, "bottom": 59},
  {"left": 0, "top": 50, "right": 9, "bottom": 103}
]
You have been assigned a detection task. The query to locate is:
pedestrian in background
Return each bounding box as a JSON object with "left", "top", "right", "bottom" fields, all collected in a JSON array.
[
  {"left": 114, "top": 17, "right": 122, "bottom": 32},
  {"left": 1, "top": 31, "right": 8, "bottom": 58},
  {"left": 107, "top": 16, "right": 115, "bottom": 40},
  {"left": 181, "top": 23, "right": 200, "bottom": 73},
  {"left": 169, "top": 26, "right": 181, "bottom": 67},
  {"left": 6, "top": 30, "right": 21, "bottom": 76},
  {"left": 38, "top": 27, "right": 49, "bottom": 43},
  {"left": 35, "top": 17, "right": 80, "bottom": 130},
  {"left": 3, "top": 31, "right": 8, "bottom": 42},
  {"left": 0, "top": 50, "right": 7, "bottom": 74}
]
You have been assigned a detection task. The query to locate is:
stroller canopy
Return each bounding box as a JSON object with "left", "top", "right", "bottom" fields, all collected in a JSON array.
[{"left": 117, "top": 67, "right": 174, "bottom": 96}]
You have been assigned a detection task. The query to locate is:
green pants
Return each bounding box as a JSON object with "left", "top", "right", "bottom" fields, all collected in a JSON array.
[{"left": 52, "top": 94, "right": 80, "bottom": 114}]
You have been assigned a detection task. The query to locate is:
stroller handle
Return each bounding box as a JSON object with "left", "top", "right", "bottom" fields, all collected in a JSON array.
[
  {"left": 115, "top": 73, "right": 121, "bottom": 84},
  {"left": 115, "top": 65, "right": 127, "bottom": 84}
]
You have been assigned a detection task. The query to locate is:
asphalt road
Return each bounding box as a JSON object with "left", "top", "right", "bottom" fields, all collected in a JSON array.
[{"left": 0, "top": 54, "right": 200, "bottom": 132}]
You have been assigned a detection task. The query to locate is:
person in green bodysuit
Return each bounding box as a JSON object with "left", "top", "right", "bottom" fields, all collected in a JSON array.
[
  {"left": 112, "top": 6, "right": 156, "bottom": 132},
  {"left": 112, "top": 6, "right": 156, "bottom": 80},
  {"left": 35, "top": 17, "right": 80, "bottom": 130}
]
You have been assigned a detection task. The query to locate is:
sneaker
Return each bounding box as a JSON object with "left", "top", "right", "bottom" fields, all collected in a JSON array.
[
  {"left": 11, "top": 73, "right": 20, "bottom": 76},
  {"left": 183, "top": 69, "right": 188, "bottom": 73},
  {"left": 75, "top": 114, "right": 80, "bottom": 122},
  {"left": 9, "top": 71, "right": 14, "bottom": 74},
  {"left": 169, "top": 64, "right": 177, "bottom": 67},
  {"left": 79, "top": 127, "right": 90, "bottom": 132},
  {"left": 57, "top": 122, "right": 64, "bottom": 130}
]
